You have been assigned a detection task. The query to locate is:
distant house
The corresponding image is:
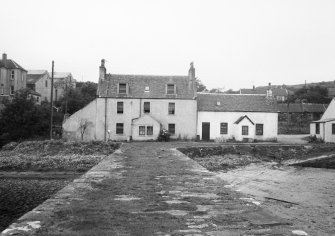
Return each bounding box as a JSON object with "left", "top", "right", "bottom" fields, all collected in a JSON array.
[
  {"left": 63, "top": 60, "right": 197, "bottom": 141},
  {"left": 310, "top": 98, "right": 335, "bottom": 143},
  {"left": 197, "top": 93, "right": 278, "bottom": 141},
  {"left": 27, "top": 89, "right": 42, "bottom": 105},
  {"left": 27, "top": 70, "right": 54, "bottom": 102},
  {"left": 53, "top": 72, "right": 76, "bottom": 101},
  {"left": 0, "top": 53, "right": 27, "bottom": 98},
  {"left": 277, "top": 103, "right": 327, "bottom": 134},
  {"left": 240, "top": 84, "right": 290, "bottom": 102}
]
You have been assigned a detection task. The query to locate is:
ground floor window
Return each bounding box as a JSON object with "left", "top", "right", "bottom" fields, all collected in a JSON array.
[
  {"left": 220, "top": 122, "right": 228, "bottom": 134},
  {"left": 147, "top": 126, "right": 153, "bottom": 135},
  {"left": 256, "top": 124, "right": 263, "bottom": 135},
  {"left": 242, "top": 126, "right": 248, "bottom": 135},
  {"left": 316, "top": 123, "right": 320, "bottom": 134},
  {"left": 116, "top": 123, "right": 124, "bottom": 134},
  {"left": 332, "top": 124, "right": 335, "bottom": 135},
  {"left": 168, "top": 124, "right": 175, "bottom": 135},
  {"left": 139, "top": 126, "right": 145, "bottom": 136}
]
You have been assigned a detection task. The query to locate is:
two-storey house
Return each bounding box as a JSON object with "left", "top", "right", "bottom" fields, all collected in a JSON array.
[
  {"left": 27, "top": 70, "right": 54, "bottom": 102},
  {"left": 0, "top": 53, "right": 27, "bottom": 98},
  {"left": 63, "top": 60, "right": 197, "bottom": 141}
]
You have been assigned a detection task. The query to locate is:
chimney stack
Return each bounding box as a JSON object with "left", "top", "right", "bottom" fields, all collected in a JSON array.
[
  {"left": 2, "top": 53, "right": 7, "bottom": 67},
  {"left": 97, "top": 59, "right": 107, "bottom": 97},
  {"left": 188, "top": 62, "right": 196, "bottom": 97}
]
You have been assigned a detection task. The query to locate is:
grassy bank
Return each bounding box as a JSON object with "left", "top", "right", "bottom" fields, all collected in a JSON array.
[{"left": 0, "top": 140, "right": 120, "bottom": 172}]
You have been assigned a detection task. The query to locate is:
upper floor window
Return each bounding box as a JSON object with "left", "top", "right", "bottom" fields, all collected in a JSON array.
[
  {"left": 45, "top": 80, "right": 48, "bottom": 87},
  {"left": 144, "top": 102, "right": 150, "bottom": 113},
  {"left": 167, "top": 84, "right": 175, "bottom": 94},
  {"left": 0, "top": 84, "right": 3, "bottom": 95},
  {"left": 10, "top": 71, "right": 15, "bottom": 80},
  {"left": 242, "top": 126, "right": 248, "bottom": 135},
  {"left": 256, "top": 124, "right": 264, "bottom": 136},
  {"left": 21, "top": 73, "right": 24, "bottom": 81},
  {"left": 168, "top": 103, "right": 175, "bottom": 115},
  {"left": 117, "top": 102, "right": 123, "bottom": 114},
  {"left": 118, "top": 83, "right": 127, "bottom": 94},
  {"left": 332, "top": 124, "right": 335, "bottom": 135},
  {"left": 220, "top": 122, "right": 228, "bottom": 134}
]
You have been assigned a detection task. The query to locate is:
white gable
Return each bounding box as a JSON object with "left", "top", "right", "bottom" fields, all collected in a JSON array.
[{"left": 321, "top": 98, "right": 335, "bottom": 120}]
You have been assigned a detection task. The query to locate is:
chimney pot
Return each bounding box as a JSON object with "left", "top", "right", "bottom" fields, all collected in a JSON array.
[
  {"left": 2, "top": 53, "right": 7, "bottom": 67},
  {"left": 101, "top": 59, "right": 105, "bottom": 67}
]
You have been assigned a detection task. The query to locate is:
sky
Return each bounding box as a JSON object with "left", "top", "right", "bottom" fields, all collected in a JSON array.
[{"left": 2, "top": 0, "right": 335, "bottom": 90}]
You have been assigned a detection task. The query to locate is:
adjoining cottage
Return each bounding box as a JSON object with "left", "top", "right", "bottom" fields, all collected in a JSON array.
[
  {"left": 310, "top": 98, "right": 335, "bottom": 143},
  {"left": 63, "top": 60, "right": 197, "bottom": 141},
  {"left": 197, "top": 93, "right": 278, "bottom": 142}
]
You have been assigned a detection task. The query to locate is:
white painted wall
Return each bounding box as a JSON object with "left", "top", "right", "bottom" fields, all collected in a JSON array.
[
  {"left": 321, "top": 98, "right": 335, "bottom": 119},
  {"left": 310, "top": 122, "right": 325, "bottom": 140},
  {"left": 197, "top": 111, "right": 278, "bottom": 141},
  {"left": 63, "top": 98, "right": 197, "bottom": 141},
  {"left": 325, "top": 122, "right": 335, "bottom": 143}
]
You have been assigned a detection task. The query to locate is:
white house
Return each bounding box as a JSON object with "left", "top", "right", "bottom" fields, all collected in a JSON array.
[
  {"left": 62, "top": 60, "right": 198, "bottom": 141},
  {"left": 310, "top": 98, "right": 335, "bottom": 143},
  {"left": 197, "top": 93, "right": 278, "bottom": 142}
]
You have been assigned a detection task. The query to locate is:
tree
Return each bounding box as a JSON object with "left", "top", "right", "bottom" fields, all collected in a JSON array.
[
  {"left": 0, "top": 89, "right": 50, "bottom": 145},
  {"left": 79, "top": 119, "right": 90, "bottom": 140},
  {"left": 195, "top": 78, "right": 207, "bottom": 92},
  {"left": 288, "top": 86, "right": 331, "bottom": 104}
]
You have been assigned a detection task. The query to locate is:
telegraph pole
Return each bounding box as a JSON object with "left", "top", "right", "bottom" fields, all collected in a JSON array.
[{"left": 50, "top": 61, "right": 54, "bottom": 140}]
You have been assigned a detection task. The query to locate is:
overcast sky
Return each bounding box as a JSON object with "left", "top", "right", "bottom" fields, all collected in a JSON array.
[{"left": 2, "top": 0, "right": 335, "bottom": 90}]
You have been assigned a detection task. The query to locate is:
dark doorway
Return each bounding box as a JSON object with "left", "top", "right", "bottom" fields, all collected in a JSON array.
[{"left": 202, "top": 122, "right": 210, "bottom": 141}]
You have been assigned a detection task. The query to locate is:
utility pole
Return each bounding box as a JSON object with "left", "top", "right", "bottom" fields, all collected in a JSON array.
[{"left": 50, "top": 61, "right": 54, "bottom": 140}]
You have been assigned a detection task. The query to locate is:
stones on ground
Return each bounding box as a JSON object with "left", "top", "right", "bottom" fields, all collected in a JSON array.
[
  {"left": 292, "top": 230, "right": 308, "bottom": 235},
  {"left": 2, "top": 221, "right": 41, "bottom": 234},
  {"left": 114, "top": 195, "right": 141, "bottom": 201}
]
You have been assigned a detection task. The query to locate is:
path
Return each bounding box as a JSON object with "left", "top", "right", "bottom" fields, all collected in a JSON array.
[{"left": 1, "top": 142, "right": 301, "bottom": 236}]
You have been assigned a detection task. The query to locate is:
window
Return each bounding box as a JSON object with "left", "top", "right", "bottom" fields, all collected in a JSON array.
[
  {"left": 242, "top": 126, "right": 248, "bottom": 135},
  {"left": 0, "top": 84, "right": 3, "bottom": 95},
  {"left": 36, "top": 96, "right": 40, "bottom": 102},
  {"left": 144, "top": 102, "right": 150, "bottom": 113},
  {"left": 332, "top": 124, "right": 335, "bottom": 135},
  {"left": 220, "top": 123, "right": 228, "bottom": 134},
  {"left": 139, "top": 126, "right": 145, "bottom": 136},
  {"left": 167, "top": 84, "right": 175, "bottom": 94},
  {"left": 117, "top": 102, "right": 123, "bottom": 114},
  {"left": 10, "top": 71, "right": 15, "bottom": 80},
  {"left": 145, "top": 86, "right": 150, "bottom": 92},
  {"left": 45, "top": 80, "right": 48, "bottom": 87},
  {"left": 168, "top": 103, "right": 175, "bottom": 115},
  {"left": 116, "top": 123, "right": 124, "bottom": 134},
  {"left": 118, "top": 83, "right": 127, "bottom": 94},
  {"left": 147, "top": 126, "right": 153, "bottom": 135},
  {"left": 316, "top": 123, "right": 320, "bottom": 134},
  {"left": 168, "top": 124, "right": 175, "bottom": 135},
  {"left": 256, "top": 124, "right": 264, "bottom": 135},
  {"left": 10, "top": 86, "right": 14, "bottom": 95},
  {"left": 21, "top": 73, "right": 24, "bottom": 81}
]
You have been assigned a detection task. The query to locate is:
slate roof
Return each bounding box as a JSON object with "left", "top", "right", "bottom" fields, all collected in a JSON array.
[
  {"left": 234, "top": 115, "right": 254, "bottom": 125},
  {"left": 0, "top": 59, "right": 27, "bottom": 71},
  {"left": 277, "top": 103, "right": 327, "bottom": 113},
  {"left": 98, "top": 74, "right": 195, "bottom": 99},
  {"left": 240, "top": 87, "right": 288, "bottom": 96},
  {"left": 311, "top": 118, "right": 335, "bottom": 123},
  {"left": 27, "top": 70, "right": 48, "bottom": 84},
  {"left": 197, "top": 93, "right": 278, "bottom": 112}
]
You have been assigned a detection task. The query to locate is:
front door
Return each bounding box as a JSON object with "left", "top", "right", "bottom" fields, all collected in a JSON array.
[{"left": 202, "top": 122, "right": 210, "bottom": 141}]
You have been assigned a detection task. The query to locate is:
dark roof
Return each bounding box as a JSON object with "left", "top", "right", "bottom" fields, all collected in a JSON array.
[
  {"left": 311, "top": 118, "right": 335, "bottom": 123},
  {"left": 197, "top": 93, "right": 278, "bottom": 112},
  {"left": 27, "top": 71, "right": 49, "bottom": 84},
  {"left": 240, "top": 87, "right": 288, "bottom": 96},
  {"left": 98, "top": 74, "right": 195, "bottom": 99},
  {"left": 234, "top": 115, "right": 255, "bottom": 125},
  {"left": 28, "top": 90, "right": 41, "bottom": 96},
  {"left": 0, "top": 59, "right": 27, "bottom": 71},
  {"left": 277, "top": 103, "right": 328, "bottom": 113}
]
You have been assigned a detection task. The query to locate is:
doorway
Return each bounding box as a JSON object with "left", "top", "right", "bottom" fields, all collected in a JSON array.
[{"left": 202, "top": 122, "right": 210, "bottom": 141}]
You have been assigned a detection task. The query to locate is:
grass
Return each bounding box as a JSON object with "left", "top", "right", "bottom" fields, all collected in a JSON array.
[{"left": 0, "top": 140, "right": 120, "bottom": 172}]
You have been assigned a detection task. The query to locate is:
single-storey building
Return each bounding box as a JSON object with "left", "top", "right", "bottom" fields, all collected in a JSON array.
[
  {"left": 310, "top": 98, "right": 335, "bottom": 143},
  {"left": 197, "top": 93, "right": 278, "bottom": 142}
]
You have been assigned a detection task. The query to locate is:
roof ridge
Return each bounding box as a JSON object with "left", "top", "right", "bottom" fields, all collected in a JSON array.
[
  {"left": 198, "top": 92, "right": 266, "bottom": 96},
  {"left": 107, "top": 74, "right": 188, "bottom": 78}
]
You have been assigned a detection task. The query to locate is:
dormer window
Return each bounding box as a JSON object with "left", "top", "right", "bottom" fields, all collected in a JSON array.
[
  {"left": 167, "top": 84, "right": 176, "bottom": 94},
  {"left": 145, "top": 86, "right": 150, "bottom": 92},
  {"left": 118, "top": 83, "right": 127, "bottom": 94},
  {"left": 216, "top": 101, "right": 221, "bottom": 106}
]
